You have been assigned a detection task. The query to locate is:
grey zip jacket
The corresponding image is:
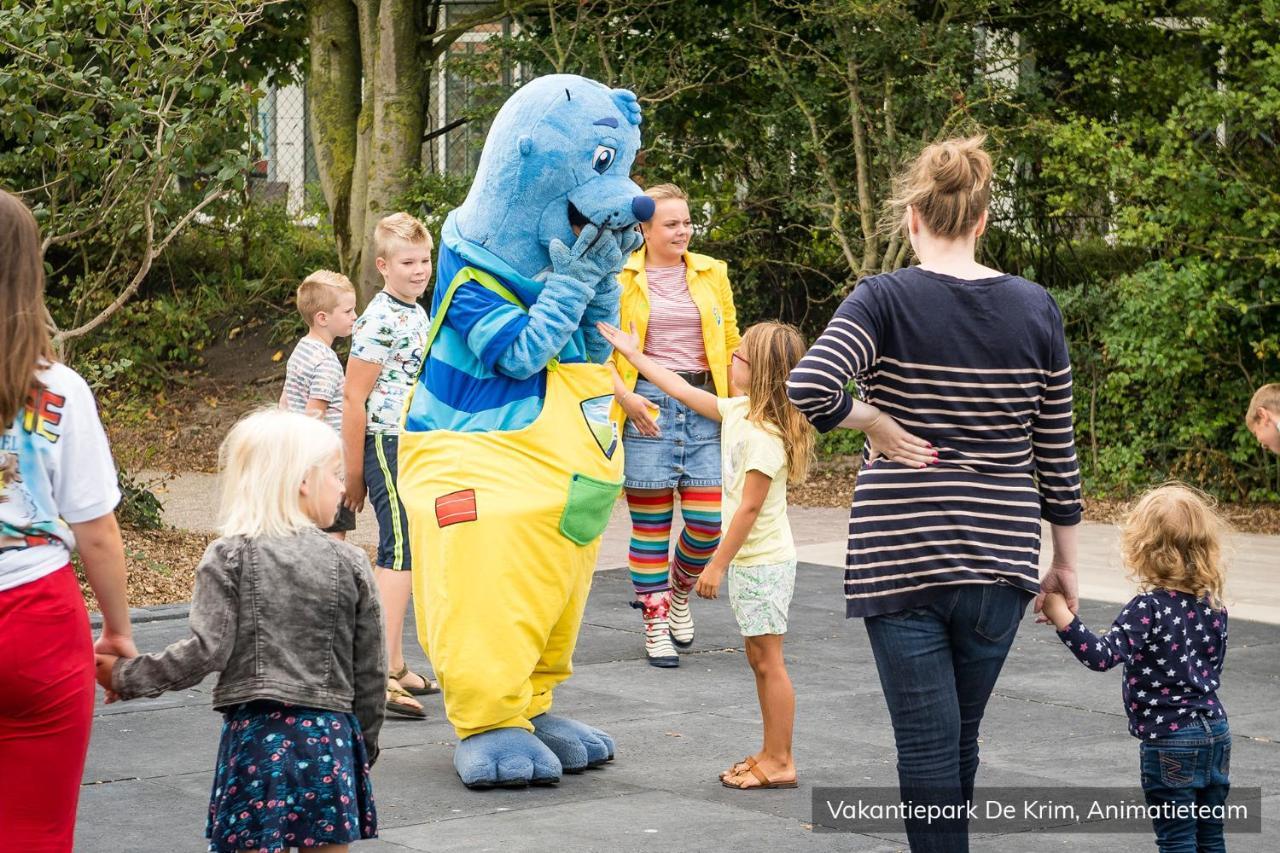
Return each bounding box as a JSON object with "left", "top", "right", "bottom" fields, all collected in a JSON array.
[{"left": 113, "top": 529, "right": 387, "bottom": 763}]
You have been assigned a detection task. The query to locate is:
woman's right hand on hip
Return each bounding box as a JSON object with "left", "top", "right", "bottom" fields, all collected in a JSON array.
[
  {"left": 622, "top": 392, "right": 661, "bottom": 437},
  {"left": 865, "top": 411, "right": 936, "bottom": 468}
]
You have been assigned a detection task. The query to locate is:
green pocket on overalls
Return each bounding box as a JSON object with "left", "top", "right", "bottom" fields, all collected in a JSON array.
[{"left": 559, "top": 473, "right": 624, "bottom": 545}]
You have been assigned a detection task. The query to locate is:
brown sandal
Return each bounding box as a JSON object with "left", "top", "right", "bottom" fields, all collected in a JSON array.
[
  {"left": 385, "top": 680, "right": 427, "bottom": 719},
  {"left": 719, "top": 756, "right": 756, "bottom": 781},
  {"left": 721, "top": 762, "right": 798, "bottom": 790},
  {"left": 391, "top": 665, "right": 441, "bottom": 696}
]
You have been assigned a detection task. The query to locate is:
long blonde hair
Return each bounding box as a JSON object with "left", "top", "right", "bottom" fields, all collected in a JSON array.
[
  {"left": 0, "top": 190, "right": 55, "bottom": 427},
  {"left": 740, "top": 322, "right": 815, "bottom": 484},
  {"left": 218, "top": 409, "right": 341, "bottom": 538},
  {"left": 1121, "top": 483, "right": 1228, "bottom": 609}
]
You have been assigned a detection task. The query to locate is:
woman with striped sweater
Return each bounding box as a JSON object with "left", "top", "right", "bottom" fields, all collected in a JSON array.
[{"left": 787, "top": 136, "right": 1082, "bottom": 852}]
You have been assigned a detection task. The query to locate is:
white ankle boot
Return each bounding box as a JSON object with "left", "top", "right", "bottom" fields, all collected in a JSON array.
[
  {"left": 637, "top": 592, "right": 679, "bottom": 668},
  {"left": 668, "top": 587, "right": 694, "bottom": 648}
]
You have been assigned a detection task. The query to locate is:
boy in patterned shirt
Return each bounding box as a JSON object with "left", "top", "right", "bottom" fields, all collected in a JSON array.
[
  {"left": 342, "top": 212, "right": 435, "bottom": 719},
  {"left": 281, "top": 270, "right": 358, "bottom": 538}
]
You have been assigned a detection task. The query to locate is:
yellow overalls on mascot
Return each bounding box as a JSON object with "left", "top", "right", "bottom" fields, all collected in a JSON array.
[{"left": 397, "top": 74, "right": 653, "bottom": 789}]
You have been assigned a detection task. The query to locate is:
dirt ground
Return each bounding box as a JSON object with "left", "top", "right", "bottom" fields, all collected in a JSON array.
[{"left": 105, "top": 323, "right": 287, "bottom": 473}]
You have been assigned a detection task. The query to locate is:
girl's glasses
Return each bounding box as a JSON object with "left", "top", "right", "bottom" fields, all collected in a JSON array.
[{"left": 732, "top": 351, "right": 750, "bottom": 366}]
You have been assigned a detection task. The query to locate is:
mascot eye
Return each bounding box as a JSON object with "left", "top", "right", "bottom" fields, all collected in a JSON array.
[{"left": 591, "top": 145, "right": 616, "bottom": 174}]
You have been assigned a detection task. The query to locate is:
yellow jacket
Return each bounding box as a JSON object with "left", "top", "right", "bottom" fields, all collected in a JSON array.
[{"left": 611, "top": 247, "right": 741, "bottom": 426}]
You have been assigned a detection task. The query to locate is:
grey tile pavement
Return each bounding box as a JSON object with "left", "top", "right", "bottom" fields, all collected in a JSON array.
[{"left": 78, "top": 563, "right": 1278, "bottom": 852}]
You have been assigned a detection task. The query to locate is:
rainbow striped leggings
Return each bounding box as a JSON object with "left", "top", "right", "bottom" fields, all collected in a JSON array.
[{"left": 625, "top": 485, "right": 722, "bottom": 596}]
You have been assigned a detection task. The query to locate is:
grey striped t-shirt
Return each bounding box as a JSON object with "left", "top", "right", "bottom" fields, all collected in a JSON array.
[{"left": 283, "top": 337, "right": 345, "bottom": 433}]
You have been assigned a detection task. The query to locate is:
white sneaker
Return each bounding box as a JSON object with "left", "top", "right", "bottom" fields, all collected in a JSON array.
[{"left": 668, "top": 589, "right": 694, "bottom": 648}]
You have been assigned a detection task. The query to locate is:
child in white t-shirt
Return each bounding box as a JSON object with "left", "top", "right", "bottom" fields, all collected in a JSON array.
[{"left": 598, "top": 319, "right": 814, "bottom": 791}]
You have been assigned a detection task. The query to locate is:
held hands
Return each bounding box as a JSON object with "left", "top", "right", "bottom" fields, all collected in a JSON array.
[
  {"left": 95, "top": 653, "right": 121, "bottom": 703},
  {"left": 1039, "top": 593, "right": 1074, "bottom": 631},
  {"left": 864, "top": 411, "right": 937, "bottom": 469},
  {"left": 549, "top": 224, "right": 625, "bottom": 288},
  {"left": 1034, "top": 561, "right": 1080, "bottom": 626},
  {"left": 695, "top": 564, "right": 726, "bottom": 600},
  {"left": 93, "top": 630, "right": 136, "bottom": 704}
]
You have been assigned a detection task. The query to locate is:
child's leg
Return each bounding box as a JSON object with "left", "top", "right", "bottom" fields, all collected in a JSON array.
[
  {"left": 366, "top": 434, "right": 426, "bottom": 713},
  {"left": 668, "top": 485, "right": 722, "bottom": 595},
  {"left": 739, "top": 634, "right": 795, "bottom": 782}
]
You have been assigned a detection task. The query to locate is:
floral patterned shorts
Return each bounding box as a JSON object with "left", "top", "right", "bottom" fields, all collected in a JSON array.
[{"left": 728, "top": 559, "right": 797, "bottom": 636}]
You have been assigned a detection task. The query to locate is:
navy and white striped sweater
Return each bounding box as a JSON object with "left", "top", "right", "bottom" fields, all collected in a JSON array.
[{"left": 787, "top": 267, "right": 1083, "bottom": 617}]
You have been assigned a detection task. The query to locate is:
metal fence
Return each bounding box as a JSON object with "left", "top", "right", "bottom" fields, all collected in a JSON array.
[{"left": 250, "top": 9, "right": 514, "bottom": 215}]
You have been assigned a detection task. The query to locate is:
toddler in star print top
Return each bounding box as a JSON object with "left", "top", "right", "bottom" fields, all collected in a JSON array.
[{"left": 1041, "top": 483, "right": 1231, "bottom": 852}]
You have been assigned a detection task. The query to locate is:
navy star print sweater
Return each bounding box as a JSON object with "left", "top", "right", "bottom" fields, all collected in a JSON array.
[{"left": 1056, "top": 589, "right": 1228, "bottom": 739}]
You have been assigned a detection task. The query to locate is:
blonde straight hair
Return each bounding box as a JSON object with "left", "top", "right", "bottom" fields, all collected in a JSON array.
[
  {"left": 740, "top": 322, "right": 815, "bottom": 484},
  {"left": 218, "top": 409, "right": 341, "bottom": 538}
]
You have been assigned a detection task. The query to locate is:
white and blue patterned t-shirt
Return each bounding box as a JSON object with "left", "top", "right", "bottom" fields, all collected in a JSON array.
[{"left": 350, "top": 291, "right": 429, "bottom": 434}]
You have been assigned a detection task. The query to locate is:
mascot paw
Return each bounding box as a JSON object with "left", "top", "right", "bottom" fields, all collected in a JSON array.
[
  {"left": 531, "top": 714, "right": 615, "bottom": 772},
  {"left": 454, "top": 728, "right": 563, "bottom": 790}
]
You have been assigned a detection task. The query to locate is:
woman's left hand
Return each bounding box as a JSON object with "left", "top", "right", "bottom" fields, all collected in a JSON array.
[
  {"left": 864, "top": 411, "right": 936, "bottom": 468},
  {"left": 596, "top": 321, "right": 642, "bottom": 362},
  {"left": 1035, "top": 561, "right": 1079, "bottom": 625}
]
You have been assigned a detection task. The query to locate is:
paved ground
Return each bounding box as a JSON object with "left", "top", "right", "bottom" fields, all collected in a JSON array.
[{"left": 81, "top": 474, "right": 1277, "bottom": 851}]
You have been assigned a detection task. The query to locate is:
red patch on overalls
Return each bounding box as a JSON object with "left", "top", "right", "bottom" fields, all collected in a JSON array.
[{"left": 435, "top": 490, "right": 478, "bottom": 527}]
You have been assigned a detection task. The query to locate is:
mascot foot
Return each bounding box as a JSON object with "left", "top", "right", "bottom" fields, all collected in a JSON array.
[
  {"left": 531, "top": 714, "right": 615, "bottom": 772},
  {"left": 454, "top": 728, "right": 563, "bottom": 790}
]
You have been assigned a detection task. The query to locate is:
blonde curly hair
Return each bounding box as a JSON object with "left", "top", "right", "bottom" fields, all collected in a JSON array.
[{"left": 1121, "top": 483, "right": 1228, "bottom": 609}]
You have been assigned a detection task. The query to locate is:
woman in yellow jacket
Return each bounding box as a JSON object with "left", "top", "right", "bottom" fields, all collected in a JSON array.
[{"left": 610, "top": 183, "right": 741, "bottom": 667}]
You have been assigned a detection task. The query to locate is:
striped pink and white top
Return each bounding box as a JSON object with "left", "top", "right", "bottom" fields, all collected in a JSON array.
[{"left": 643, "top": 263, "right": 709, "bottom": 372}]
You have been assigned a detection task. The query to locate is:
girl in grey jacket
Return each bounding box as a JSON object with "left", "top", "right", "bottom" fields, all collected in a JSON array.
[{"left": 96, "top": 409, "right": 387, "bottom": 853}]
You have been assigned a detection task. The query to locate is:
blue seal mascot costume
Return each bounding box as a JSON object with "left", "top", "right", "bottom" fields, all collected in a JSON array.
[{"left": 397, "top": 74, "right": 653, "bottom": 789}]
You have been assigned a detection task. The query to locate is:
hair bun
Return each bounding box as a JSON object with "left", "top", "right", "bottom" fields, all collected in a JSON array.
[
  {"left": 886, "top": 134, "right": 993, "bottom": 239},
  {"left": 929, "top": 138, "right": 989, "bottom": 194}
]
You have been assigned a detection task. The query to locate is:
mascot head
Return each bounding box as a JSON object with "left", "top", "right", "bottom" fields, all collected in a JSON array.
[{"left": 451, "top": 74, "right": 653, "bottom": 279}]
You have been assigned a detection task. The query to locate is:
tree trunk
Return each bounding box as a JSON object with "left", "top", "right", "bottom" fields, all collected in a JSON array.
[
  {"left": 306, "top": 0, "right": 507, "bottom": 305},
  {"left": 353, "top": 0, "right": 427, "bottom": 302},
  {"left": 307, "top": 0, "right": 361, "bottom": 274}
]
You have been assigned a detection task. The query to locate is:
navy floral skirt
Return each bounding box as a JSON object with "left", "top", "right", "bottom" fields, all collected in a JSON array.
[{"left": 206, "top": 701, "right": 377, "bottom": 853}]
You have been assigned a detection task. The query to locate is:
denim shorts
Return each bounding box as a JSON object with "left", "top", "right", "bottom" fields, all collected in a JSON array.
[
  {"left": 622, "top": 379, "right": 722, "bottom": 490},
  {"left": 364, "top": 432, "right": 411, "bottom": 571}
]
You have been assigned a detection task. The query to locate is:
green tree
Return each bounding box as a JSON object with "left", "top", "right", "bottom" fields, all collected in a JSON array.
[{"left": 0, "top": 1, "right": 288, "bottom": 353}]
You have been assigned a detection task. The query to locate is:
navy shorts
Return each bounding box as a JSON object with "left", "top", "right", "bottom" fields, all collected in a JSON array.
[
  {"left": 622, "top": 378, "right": 722, "bottom": 490},
  {"left": 364, "top": 433, "right": 412, "bottom": 570}
]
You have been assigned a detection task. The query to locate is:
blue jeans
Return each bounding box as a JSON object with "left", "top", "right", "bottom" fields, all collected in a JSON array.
[
  {"left": 864, "top": 581, "right": 1032, "bottom": 853},
  {"left": 1140, "top": 716, "right": 1231, "bottom": 852}
]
